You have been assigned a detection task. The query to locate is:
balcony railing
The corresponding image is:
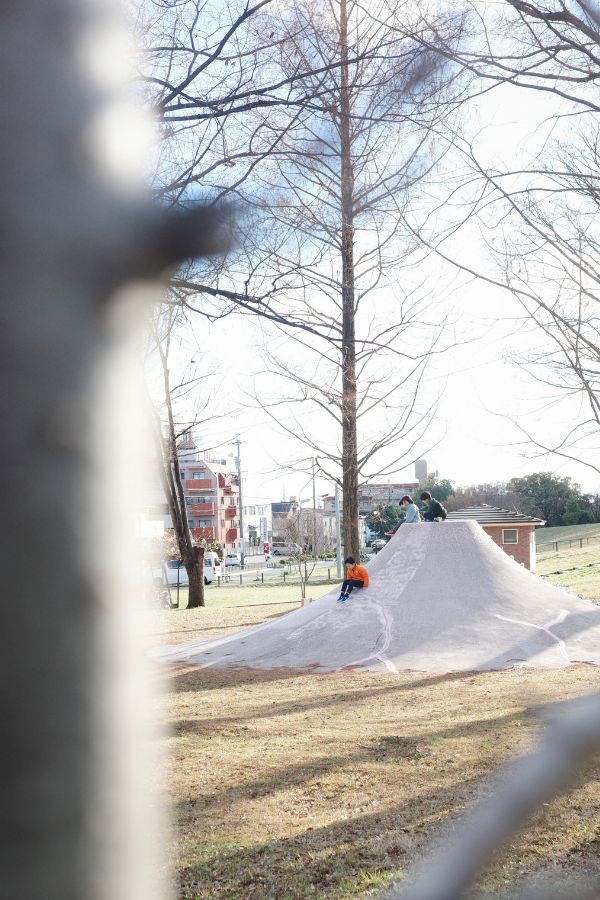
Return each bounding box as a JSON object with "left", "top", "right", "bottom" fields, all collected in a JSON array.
[
  {"left": 186, "top": 479, "right": 214, "bottom": 491},
  {"left": 190, "top": 527, "right": 215, "bottom": 541},
  {"left": 225, "top": 506, "right": 237, "bottom": 519},
  {"left": 191, "top": 503, "right": 215, "bottom": 516}
]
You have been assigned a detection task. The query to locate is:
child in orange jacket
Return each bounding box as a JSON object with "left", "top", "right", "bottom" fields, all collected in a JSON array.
[{"left": 337, "top": 556, "right": 369, "bottom": 603}]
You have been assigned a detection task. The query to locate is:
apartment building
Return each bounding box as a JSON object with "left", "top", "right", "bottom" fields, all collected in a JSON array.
[
  {"left": 322, "top": 481, "right": 419, "bottom": 517},
  {"left": 174, "top": 434, "right": 240, "bottom": 551}
]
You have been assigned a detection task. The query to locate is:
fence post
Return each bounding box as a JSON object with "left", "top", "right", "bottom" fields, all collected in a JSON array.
[{"left": 261, "top": 572, "right": 264, "bottom": 583}]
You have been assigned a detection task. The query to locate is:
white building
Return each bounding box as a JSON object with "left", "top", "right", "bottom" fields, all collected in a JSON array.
[{"left": 241, "top": 502, "right": 273, "bottom": 551}]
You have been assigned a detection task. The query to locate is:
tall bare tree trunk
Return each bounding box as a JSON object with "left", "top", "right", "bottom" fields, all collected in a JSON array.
[
  {"left": 156, "top": 332, "right": 205, "bottom": 607},
  {"left": 339, "top": 0, "right": 360, "bottom": 560},
  {"left": 169, "top": 431, "right": 205, "bottom": 608}
]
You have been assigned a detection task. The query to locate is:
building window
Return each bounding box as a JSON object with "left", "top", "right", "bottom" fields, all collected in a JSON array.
[{"left": 502, "top": 529, "right": 518, "bottom": 544}]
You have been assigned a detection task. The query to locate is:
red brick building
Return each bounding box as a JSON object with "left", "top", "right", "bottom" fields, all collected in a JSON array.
[
  {"left": 174, "top": 434, "right": 240, "bottom": 551},
  {"left": 446, "top": 505, "right": 545, "bottom": 571}
]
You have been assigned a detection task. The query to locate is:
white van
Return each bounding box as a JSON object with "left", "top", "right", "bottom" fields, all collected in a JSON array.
[
  {"left": 165, "top": 552, "right": 222, "bottom": 585},
  {"left": 203, "top": 551, "right": 222, "bottom": 584},
  {"left": 271, "top": 542, "right": 303, "bottom": 556}
]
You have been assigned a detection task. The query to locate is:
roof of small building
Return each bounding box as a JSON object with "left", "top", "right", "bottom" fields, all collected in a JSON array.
[
  {"left": 176, "top": 432, "right": 198, "bottom": 450},
  {"left": 271, "top": 501, "right": 299, "bottom": 514},
  {"left": 446, "top": 504, "right": 545, "bottom": 526}
]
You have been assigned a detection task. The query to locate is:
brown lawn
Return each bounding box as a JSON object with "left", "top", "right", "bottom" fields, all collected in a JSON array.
[{"left": 146, "top": 606, "right": 600, "bottom": 899}]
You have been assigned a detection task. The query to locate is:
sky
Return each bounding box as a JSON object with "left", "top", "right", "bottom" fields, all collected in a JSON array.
[
  {"left": 174, "top": 279, "right": 598, "bottom": 508},
  {"left": 158, "top": 29, "right": 599, "bottom": 507}
]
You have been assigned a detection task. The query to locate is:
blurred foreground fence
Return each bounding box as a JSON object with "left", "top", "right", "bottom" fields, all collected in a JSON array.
[{"left": 385, "top": 693, "right": 600, "bottom": 900}]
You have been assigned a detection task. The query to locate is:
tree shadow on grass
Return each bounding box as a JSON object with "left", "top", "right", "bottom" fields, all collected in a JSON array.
[
  {"left": 174, "top": 769, "right": 498, "bottom": 899},
  {"left": 173, "top": 732, "right": 600, "bottom": 898},
  {"left": 171, "top": 706, "right": 537, "bottom": 817},
  {"left": 168, "top": 665, "right": 471, "bottom": 695}
]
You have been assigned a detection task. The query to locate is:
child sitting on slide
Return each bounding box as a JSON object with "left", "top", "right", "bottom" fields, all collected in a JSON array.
[{"left": 337, "top": 556, "right": 369, "bottom": 603}]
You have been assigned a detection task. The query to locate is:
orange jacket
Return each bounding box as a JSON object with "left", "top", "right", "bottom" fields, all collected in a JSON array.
[{"left": 347, "top": 563, "right": 369, "bottom": 587}]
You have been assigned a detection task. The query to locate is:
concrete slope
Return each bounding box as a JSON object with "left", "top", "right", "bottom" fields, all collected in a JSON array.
[{"left": 157, "top": 521, "right": 600, "bottom": 673}]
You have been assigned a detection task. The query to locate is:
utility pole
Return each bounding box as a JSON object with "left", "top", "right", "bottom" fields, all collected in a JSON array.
[
  {"left": 232, "top": 438, "right": 245, "bottom": 567},
  {"left": 312, "top": 457, "right": 317, "bottom": 557},
  {"left": 335, "top": 483, "right": 342, "bottom": 578}
]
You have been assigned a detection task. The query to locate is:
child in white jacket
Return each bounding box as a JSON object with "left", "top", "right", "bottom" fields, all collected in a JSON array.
[{"left": 401, "top": 495, "right": 421, "bottom": 523}]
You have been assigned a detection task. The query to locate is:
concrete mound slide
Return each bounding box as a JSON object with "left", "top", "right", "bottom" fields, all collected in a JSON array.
[{"left": 156, "top": 521, "right": 600, "bottom": 673}]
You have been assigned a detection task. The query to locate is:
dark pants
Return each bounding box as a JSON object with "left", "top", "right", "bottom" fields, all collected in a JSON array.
[{"left": 341, "top": 579, "right": 364, "bottom": 596}]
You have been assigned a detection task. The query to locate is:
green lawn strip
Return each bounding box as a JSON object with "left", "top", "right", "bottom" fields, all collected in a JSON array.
[
  {"left": 164, "top": 580, "right": 336, "bottom": 612},
  {"left": 143, "top": 584, "right": 338, "bottom": 644},
  {"left": 536, "top": 543, "right": 600, "bottom": 602},
  {"left": 545, "top": 570, "right": 600, "bottom": 602},
  {"left": 158, "top": 608, "right": 600, "bottom": 899},
  {"left": 537, "top": 544, "right": 600, "bottom": 575}
]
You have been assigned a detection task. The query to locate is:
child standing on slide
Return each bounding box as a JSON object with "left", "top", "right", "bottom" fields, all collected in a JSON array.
[{"left": 337, "top": 556, "right": 369, "bottom": 603}]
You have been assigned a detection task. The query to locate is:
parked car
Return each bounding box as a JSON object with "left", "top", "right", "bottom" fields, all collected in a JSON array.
[
  {"left": 271, "top": 542, "right": 303, "bottom": 556},
  {"left": 165, "top": 559, "right": 188, "bottom": 586},
  {"left": 371, "top": 538, "right": 386, "bottom": 552},
  {"left": 165, "top": 552, "right": 222, "bottom": 585},
  {"left": 203, "top": 551, "right": 222, "bottom": 584},
  {"left": 225, "top": 552, "right": 241, "bottom": 567}
]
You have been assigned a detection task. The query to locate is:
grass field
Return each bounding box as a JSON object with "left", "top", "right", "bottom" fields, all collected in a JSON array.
[
  {"left": 147, "top": 546, "right": 600, "bottom": 899},
  {"left": 537, "top": 540, "right": 600, "bottom": 602},
  {"left": 150, "top": 617, "right": 600, "bottom": 899},
  {"left": 164, "top": 581, "right": 335, "bottom": 611},
  {"left": 536, "top": 523, "right": 600, "bottom": 549}
]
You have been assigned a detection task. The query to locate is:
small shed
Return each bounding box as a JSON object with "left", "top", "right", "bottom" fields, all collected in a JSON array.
[{"left": 446, "top": 505, "right": 545, "bottom": 571}]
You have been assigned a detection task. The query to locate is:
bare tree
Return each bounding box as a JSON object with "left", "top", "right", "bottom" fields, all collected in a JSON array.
[
  {"left": 277, "top": 507, "right": 330, "bottom": 600},
  {"left": 238, "top": 0, "right": 467, "bottom": 557},
  {"left": 137, "top": 0, "right": 468, "bottom": 558},
  {"left": 408, "top": 0, "right": 600, "bottom": 474},
  {"left": 149, "top": 306, "right": 209, "bottom": 607}
]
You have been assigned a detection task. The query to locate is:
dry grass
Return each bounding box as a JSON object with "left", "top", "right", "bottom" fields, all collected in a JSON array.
[
  {"left": 148, "top": 606, "right": 600, "bottom": 899},
  {"left": 538, "top": 543, "right": 600, "bottom": 602}
]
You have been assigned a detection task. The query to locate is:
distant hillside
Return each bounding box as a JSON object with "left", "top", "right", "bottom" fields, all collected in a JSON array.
[{"left": 537, "top": 523, "right": 600, "bottom": 549}]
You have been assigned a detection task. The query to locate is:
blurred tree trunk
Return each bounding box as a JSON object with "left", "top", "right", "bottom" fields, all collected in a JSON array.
[{"left": 0, "top": 2, "right": 223, "bottom": 897}]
